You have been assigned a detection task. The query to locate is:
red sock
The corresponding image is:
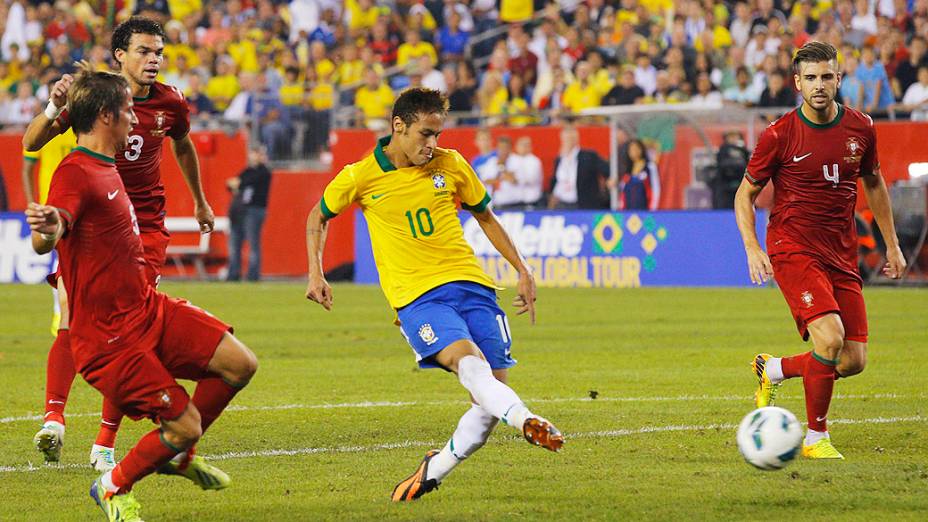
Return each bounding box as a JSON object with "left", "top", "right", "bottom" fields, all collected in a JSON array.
[
  {"left": 781, "top": 351, "right": 812, "bottom": 379},
  {"left": 111, "top": 429, "right": 180, "bottom": 493},
  {"left": 192, "top": 377, "right": 242, "bottom": 434},
  {"left": 94, "top": 398, "right": 124, "bottom": 447},
  {"left": 44, "top": 329, "right": 76, "bottom": 425},
  {"left": 803, "top": 354, "right": 837, "bottom": 432}
]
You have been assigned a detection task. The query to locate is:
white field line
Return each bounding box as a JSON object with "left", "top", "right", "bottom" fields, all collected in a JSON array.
[
  {"left": 0, "top": 393, "right": 909, "bottom": 425},
  {"left": 0, "top": 414, "right": 923, "bottom": 474}
]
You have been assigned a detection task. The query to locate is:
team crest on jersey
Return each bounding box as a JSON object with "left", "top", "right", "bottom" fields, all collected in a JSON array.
[
  {"left": 150, "top": 111, "right": 168, "bottom": 137},
  {"left": 432, "top": 173, "right": 446, "bottom": 189},
  {"left": 844, "top": 137, "right": 862, "bottom": 163},
  {"left": 159, "top": 390, "right": 172, "bottom": 409},
  {"left": 800, "top": 291, "right": 814, "bottom": 308},
  {"left": 418, "top": 323, "right": 438, "bottom": 345}
]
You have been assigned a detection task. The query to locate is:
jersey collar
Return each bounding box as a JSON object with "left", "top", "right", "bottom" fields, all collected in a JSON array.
[
  {"left": 73, "top": 146, "right": 116, "bottom": 164},
  {"left": 798, "top": 103, "right": 845, "bottom": 129},
  {"left": 374, "top": 135, "right": 397, "bottom": 172}
]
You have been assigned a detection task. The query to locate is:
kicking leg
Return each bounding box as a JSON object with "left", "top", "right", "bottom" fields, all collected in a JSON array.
[
  {"left": 801, "top": 313, "right": 846, "bottom": 459},
  {"left": 160, "top": 332, "right": 257, "bottom": 490},
  {"left": 91, "top": 403, "right": 202, "bottom": 522}
]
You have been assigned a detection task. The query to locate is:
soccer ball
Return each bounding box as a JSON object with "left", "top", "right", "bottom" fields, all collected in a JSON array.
[{"left": 736, "top": 406, "right": 803, "bottom": 470}]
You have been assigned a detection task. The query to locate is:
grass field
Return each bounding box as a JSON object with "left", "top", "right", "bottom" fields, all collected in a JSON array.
[{"left": 1, "top": 282, "right": 926, "bottom": 521}]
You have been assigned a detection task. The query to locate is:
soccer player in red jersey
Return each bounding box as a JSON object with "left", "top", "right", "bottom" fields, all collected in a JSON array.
[
  {"left": 735, "top": 41, "right": 907, "bottom": 459},
  {"left": 23, "top": 17, "right": 215, "bottom": 471},
  {"left": 25, "top": 70, "right": 256, "bottom": 522}
]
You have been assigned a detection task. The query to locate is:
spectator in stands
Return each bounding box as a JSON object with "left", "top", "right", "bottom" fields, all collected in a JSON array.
[
  {"left": 205, "top": 56, "right": 240, "bottom": 112},
  {"left": 549, "top": 125, "right": 610, "bottom": 210},
  {"left": 368, "top": 19, "right": 398, "bottom": 66},
  {"left": 513, "top": 136, "right": 544, "bottom": 209},
  {"left": 447, "top": 61, "right": 477, "bottom": 115},
  {"left": 690, "top": 72, "right": 723, "bottom": 106},
  {"left": 135, "top": 0, "right": 171, "bottom": 24},
  {"left": 857, "top": 44, "right": 896, "bottom": 113},
  {"left": 610, "top": 139, "right": 660, "bottom": 211},
  {"left": 185, "top": 73, "right": 219, "bottom": 118},
  {"left": 477, "top": 69, "right": 507, "bottom": 125},
  {"left": 901, "top": 65, "right": 928, "bottom": 120},
  {"left": 851, "top": 0, "right": 879, "bottom": 36},
  {"left": 471, "top": 128, "right": 498, "bottom": 194},
  {"left": 305, "top": 67, "right": 334, "bottom": 156},
  {"left": 354, "top": 67, "right": 394, "bottom": 131},
  {"left": 419, "top": 55, "right": 447, "bottom": 93},
  {"left": 841, "top": 55, "right": 866, "bottom": 109},
  {"left": 436, "top": 9, "right": 469, "bottom": 61},
  {"left": 6, "top": 80, "right": 38, "bottom": 128},
  {"left": 603, "top": 66, "right": 645, "bottom": 106},
  {"left": 562, "top": 60, "right": 604, "bottom": 114},
  {"left": 758, "top": 69, "right": 796, "bottom": 108},
  {"left": 508, "top": 26, "right": 539, "bottom": 88},
  {"left": 723, "top": 66, "right": 761, "bottom": 105},
  {"left": 745, "top": 25, "right": 776, "bottom": 70},
  {"left": 730, "top": 2, "right": 754, "bottom": 48},
  {"left": 226, "top": 145, "right": 272, "bottom": 282},
  {"left": 710, "top": 131, "right": 750, "bottom": 209},
  {"left": 895, "top": 36, "right": 927, "bottom": 98},
  {"left": 224, "top": 72, "right": 258, "bottom": 123},
  {"left": 397, "top": 27, "right": 437, "bottom": 68}
]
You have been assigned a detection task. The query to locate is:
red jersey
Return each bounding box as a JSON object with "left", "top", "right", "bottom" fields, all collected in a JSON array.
[
  {"left": 746, "top": 104, "right": 879, "bottom": 276},
  {"left": 59, "top": 81, "right": 190, "bottom": 233},
  {"left": 45, "top": 147, "right": 161, "bottom": 370}
]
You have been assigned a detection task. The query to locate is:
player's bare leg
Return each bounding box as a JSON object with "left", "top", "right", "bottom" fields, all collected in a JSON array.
[
  {"left": 159, "top": 332, "right": 257, "bottom": 490},
  {"left": 34, "top": 279, "right": 74, "bottom": 464},
  {"left": 836, "top": 341, "right": 867, "bottom": 378},
  {"left": 91, "top": 403, "right": 203, "bottom": 521},
  {"left": 392, "top": 341, "right": 562, "bottom": 502},
  {"left": 801, "top": 314, "right": 846, "bottom": 459}
]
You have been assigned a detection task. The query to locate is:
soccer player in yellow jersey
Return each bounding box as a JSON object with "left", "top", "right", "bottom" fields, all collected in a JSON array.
[
  {"left": 305, "top": 88, "right": 564, "bottom": 502},
  {"left": 22, "top": 125, "right": 77, "bottom": 336}
]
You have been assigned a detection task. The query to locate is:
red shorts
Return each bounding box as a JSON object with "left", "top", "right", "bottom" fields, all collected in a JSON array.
[
  {"left": 140, "top": 228, "right": 170, "bottom": 286},
  {"left": 771, "top": 251, "right": 868, "bottom": 343},
  {"left": 79, "top": 293, "right": 231, "bottom": 422}
]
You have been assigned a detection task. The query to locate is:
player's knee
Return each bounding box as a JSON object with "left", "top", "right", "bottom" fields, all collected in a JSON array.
[
  {"left": 839, "top": 351, "right": 867, "bottom": 377},
  {"left": 163, "top": 414, "right": 202, "bottom": 449},
  {"left": 229, "top": 344, "right": 258, "bottom": 386}
]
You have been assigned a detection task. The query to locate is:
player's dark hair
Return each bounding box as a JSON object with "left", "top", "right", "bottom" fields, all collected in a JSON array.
[
  {"left": 392, "top": 88, "right": 449, "bottom": 127},
  {"left": 792, "top": 41, "right": 838, "bottom": 74},
  {"left": 111, "top": 16, "right": 165, "bottom": 67},
  {"left": 68, "top": 71, "right": 130, "bottom": 135}
]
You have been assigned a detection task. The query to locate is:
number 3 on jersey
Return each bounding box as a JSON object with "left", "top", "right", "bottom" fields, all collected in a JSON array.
[
  {"left": 823, "top": 163, "right": 839, "bottom": 187},
  {"left": 125, "top": 135, "right": 144, "bottom": 161}
]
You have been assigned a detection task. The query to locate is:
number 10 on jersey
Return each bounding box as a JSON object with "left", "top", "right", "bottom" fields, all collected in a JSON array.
[{"left": 823, "top": 163, "right": 839, "bottom": 187}]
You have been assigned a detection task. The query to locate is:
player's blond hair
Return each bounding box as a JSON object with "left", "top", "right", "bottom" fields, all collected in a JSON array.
[{"left": 67, "top": 71, "right": 130, "bottom": 135}]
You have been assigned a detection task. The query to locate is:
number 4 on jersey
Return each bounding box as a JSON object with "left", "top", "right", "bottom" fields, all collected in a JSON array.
[{"left": 822, "top": 163, "right": 839, "bottom": 187}]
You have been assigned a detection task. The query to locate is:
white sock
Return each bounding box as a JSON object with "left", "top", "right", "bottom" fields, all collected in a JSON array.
[
  {"left": 100, "top": 471, "right": 119, "bottom": 493},
  {"left": 766, "top": 357, "right": 785, "bottom": 384},
  {"left": 804, "top": 429, "right": 829, "bottom": 446},
  {"left": 426, "top": 404, "right": 498, "bottom": 482},
  {"left": 456, "top": 355, "right": 532, "bottom": 430},
  {"left": 52, "top": 288, "right": 60, "bottom": 315},
  {"left": 170, "top": 450, "right": 188, "bottom": 464}
]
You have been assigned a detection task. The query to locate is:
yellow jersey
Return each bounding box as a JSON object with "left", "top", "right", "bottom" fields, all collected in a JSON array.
[
  {"left": 23, "top": 128, "right": 77, "bottom": 204},
  {"left": 321, "top": 136, "right": 496, "bottom": 309},
  {"left": 355, "top": 83, "right": 394, "bottom": 121}
]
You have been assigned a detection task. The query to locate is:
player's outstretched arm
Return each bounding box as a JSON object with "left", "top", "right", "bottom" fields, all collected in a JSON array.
[
  {"left": 21, "top": 157, "right": 38, "bottom": 204},
  {"left": 25, "top": 203, "right": 63, "bottom": 254},
  {"left": 471, "top": 207, "right": 537, "bottom": 324},
  {"left": 305, "top": 201, "right": 333, "bottom": 310},
  {"left": 22, "top": 74, "right": 73, "bottom": 152},
  {"left": 734, "top": 177, "right": 773, "bottom": 285},
  {"left": 172, "top": 134, "right": 215, "bottom": 233},
  {"left": 861, "top": 171, "right": 907, "bottom": 279}
]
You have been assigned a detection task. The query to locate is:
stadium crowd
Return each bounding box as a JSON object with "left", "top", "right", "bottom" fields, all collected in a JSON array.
[{"left": 1, "top": 0, "right": 928, "bottom": 156}]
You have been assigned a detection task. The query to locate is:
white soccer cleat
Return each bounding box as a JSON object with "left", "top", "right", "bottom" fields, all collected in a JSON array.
[
  {"left": 34, "top": 421, "right": 65, "bottom": 464},
  {"left": 89, "top": 444, "right": 117, "bottom": 472}
]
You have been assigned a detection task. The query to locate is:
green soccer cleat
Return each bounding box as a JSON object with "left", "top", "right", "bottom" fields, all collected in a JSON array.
[
  {"left": 752, "top": 353, "right": 780, "bottom": 408},
  {"left": 802, "top": 438, "right": 845, "bottom": 460},
  {"left": 89, "top": 477, "right": 143, "bottom": 522},
  {"left": 158, "top": 455, "right": 231, "bottom": 490},
  {"left": 34, "top": 421, "right": 64, "bottom": 464}
]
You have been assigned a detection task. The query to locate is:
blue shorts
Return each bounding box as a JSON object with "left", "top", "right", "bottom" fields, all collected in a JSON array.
[{"left": 397, "top": 281, "right": 515, "bottom": 370}]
